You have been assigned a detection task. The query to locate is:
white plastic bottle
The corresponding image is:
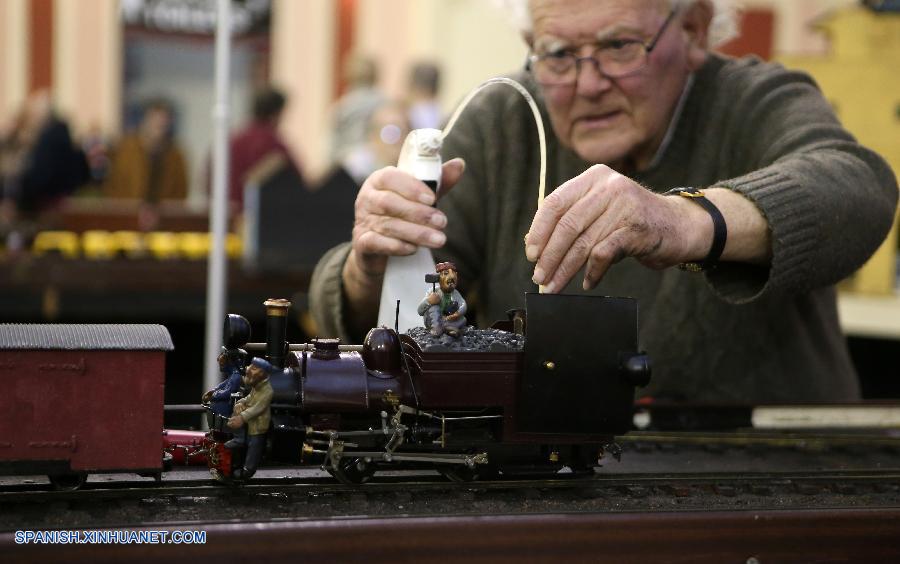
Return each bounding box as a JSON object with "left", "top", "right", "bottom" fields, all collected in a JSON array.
[{"left": 376, "top": 128, "right": 443, "bottom": 333}]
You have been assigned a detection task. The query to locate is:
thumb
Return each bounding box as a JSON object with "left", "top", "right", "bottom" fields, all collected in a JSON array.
[{"left": 437, "top": 158, "right": 466, "bottom": 201}]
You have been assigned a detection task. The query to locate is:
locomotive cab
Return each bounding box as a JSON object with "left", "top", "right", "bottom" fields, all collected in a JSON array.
[{"left": 518, "top": 292, "right": 651, "bottom": 435}]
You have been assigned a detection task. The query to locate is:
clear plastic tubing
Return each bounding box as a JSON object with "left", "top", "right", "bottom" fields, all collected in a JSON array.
[{"left": 441, "top": 76, "right": 548, "bottom": 290}]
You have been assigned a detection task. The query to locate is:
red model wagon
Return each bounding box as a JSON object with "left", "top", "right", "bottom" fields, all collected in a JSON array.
[{"left": 0, "top": 324, "right": 173, "bottom": 489}]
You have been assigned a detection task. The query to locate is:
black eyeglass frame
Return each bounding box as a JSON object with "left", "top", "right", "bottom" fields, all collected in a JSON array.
[{"left": 525, "top": 9, "right": 680, "bottom": 84}]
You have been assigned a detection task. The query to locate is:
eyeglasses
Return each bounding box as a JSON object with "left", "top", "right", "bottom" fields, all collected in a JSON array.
[{"left": 526, "top": 9, "right": 678, "bottom": 85}]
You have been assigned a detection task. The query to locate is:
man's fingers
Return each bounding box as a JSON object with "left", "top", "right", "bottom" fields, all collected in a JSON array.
[
  {"left": 437, "top": 158, "right": 466, "bottom": 200},
  {"left": 526, "top": 164, "right": 614, "bottom": 262},
  {"left": 361, "top": 188, "right": 447, "bottom": 229},
  {"left": 525, "top": 183, "right": 581, "bottom": 263},
  {"left": 370, "top": 166, "right": 439, "bottom": 205},
  {"left": 370, "top": 215, "right": 447, "bottom": 248},
  {"left": 354, "top": 230, "right": 428, "bottom": 256},
  {"left": 369, "top": 159, "right": 465, "bottom": 206},
  {"left": 539, "top": 220, "right": 607, "bottom": 293},
  {"left": 531, "top": 188, "right": 609, "bottom": 287},
  {"left": 583, "top": 228, "right": 630, "bottom": 291}
]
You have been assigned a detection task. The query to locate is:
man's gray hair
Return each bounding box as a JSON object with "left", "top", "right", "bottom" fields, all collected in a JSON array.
[{"left": 497, "top": 0, "right": 740, "bottom": 47}]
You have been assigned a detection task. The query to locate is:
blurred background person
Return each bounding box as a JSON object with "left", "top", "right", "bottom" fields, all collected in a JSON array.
[
  {"left": 80, "top": 123, "right": 112, "bottom": 191},
  {"left": 227, "top": 87, "right": 301, "bottom": 217},
  {"left": 329, "top": 55, "right": 385, "bottom": 166},
  {"left": 0, "top": 109, "right": 24, "bottom": 230},
  {"left": 311, "top": 100, "right": 410, "bottom": 252},
  {"left": 104, "top": 97, "right": 188, "bottom": 203},
  {"left": 104, "top": 98, "right": 188, "bottom": 229},
  {"left": 0, "top": 91, "right": 88, "bottom": 229},
  {"left": 340, "top": 100, "right": 410, "bottom": 186},
  {"left": 406, "top": 61, "right": 443, "bottom": 130}
]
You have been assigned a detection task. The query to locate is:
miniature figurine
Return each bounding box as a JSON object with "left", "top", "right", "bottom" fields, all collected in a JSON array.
[
  {"left": 417, "top": 261, "right": 467, "bottom": 337},
  {"left": 225, "top": 357, "right": 274, "bottom": 480},
  {"left": 201, "top": 346, "right": 247, "bottom": 432}
]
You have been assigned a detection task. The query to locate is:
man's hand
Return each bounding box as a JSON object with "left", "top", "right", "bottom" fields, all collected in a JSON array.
[
  {"left": 341, "top": 159, "right": 466, "bottom": 336},
  {"left": 426, "top": 292, "right": 441, "bottom": 305},
  {"left": 525, "top": 165, "right": 714, "bottom": 292},
  {"left": 233, "top": 403, "right": 245, "bottom": 416},
  {"left": 444, "top": 312, "right": 461, "bottom": 321},
  {"left": 347, "top": 158, "right": 467, "bottom": 279},
  {"left": 201, "top": 391, "right": 213, "bottom": 404},
  {"left": 227, "top": 415, "right": 243, "bottom": 430}
]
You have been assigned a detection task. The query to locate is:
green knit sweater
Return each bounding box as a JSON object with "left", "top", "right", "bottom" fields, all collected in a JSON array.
[{"left": 310, "top": 54, "right": 898, "bottom": 403}]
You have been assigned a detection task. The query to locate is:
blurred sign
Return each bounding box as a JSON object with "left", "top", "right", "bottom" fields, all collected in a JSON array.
[
  {"left": 863, "top": 0, "right": 900, "bottom": 12},
  {"left": 121, "top": 0, "right": 270, "bottom": 36}
]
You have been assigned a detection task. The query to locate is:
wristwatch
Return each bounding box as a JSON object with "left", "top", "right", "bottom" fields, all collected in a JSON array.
[{"left": 664, "top": 187, "right": 727, "bottom": 272}]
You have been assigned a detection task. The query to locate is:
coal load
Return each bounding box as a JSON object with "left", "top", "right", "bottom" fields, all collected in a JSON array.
[{"left": 406, "top": 327, "right": 525, "bottom": 352}]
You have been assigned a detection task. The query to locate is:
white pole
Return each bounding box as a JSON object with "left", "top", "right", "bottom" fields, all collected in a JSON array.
[{"left": 204, "top": 0, "right": 232, "bottom": 399}]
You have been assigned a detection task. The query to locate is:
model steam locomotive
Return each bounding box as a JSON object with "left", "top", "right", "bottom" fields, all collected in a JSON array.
[
  {"left": 205, "top": 293, "right": 651, "bottom": 483},
  {"left": 0, "top": 292, "right": 649, "bottom": 487}
]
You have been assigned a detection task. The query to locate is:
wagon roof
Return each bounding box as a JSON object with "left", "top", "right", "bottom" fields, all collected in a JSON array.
[{"left": 0, "top": 324, "right": 174, "bottom": 351}]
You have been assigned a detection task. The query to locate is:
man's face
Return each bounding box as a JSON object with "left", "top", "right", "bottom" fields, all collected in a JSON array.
[
  {"left": 142, "top": 107, "right": 171, "bottom": 145},
  {"left": 438, "top": 268, "right": 458, "bottom": 293},
  {"left": 246, "top": 364, "right": 264, "bottom": 385},
  {"left": 529, "top": 0, "right": 700, "bottom": 170}
]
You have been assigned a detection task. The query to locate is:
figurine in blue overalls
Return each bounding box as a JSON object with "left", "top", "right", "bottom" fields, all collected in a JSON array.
[{"left": 202, "top": 347, "right": 247, "bottom": 432}]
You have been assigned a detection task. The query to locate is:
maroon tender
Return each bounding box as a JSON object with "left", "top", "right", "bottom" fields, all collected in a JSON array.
[{"left": 0, "top": 324, "right": 173, "bottom": 487}]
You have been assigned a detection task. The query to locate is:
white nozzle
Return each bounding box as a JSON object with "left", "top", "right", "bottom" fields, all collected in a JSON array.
[{"left": 397, "top": 128, "right": 443, "bottom": 189}]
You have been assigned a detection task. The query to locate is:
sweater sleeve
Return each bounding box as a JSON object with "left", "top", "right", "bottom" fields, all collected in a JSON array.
[
  {"left": 705, "top": 62, "right": 898, "bottom": 303},
  {"left": 308, "top": 241, "right": 356, "bottom": 343},
  {"left": 434, "top": 97, "right": 491, "bottom": 289}
]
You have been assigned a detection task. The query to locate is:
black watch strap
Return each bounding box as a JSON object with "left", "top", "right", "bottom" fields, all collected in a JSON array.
[{"left": 664, "top": 187, "right": 727, "bottom": 272}]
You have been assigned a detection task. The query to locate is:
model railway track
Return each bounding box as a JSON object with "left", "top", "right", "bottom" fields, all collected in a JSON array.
[
  {"left": 4, "top": 468, "right": 900, "bottom": 532},
  {"left": 4, "top": 469, "right": 900, "bottom": 504},
  {"left": 622, "top": 430, "right": 900, "bottom": 449},
  {"left": 0, "top": 473, "right": 446, "bottom": 500}
]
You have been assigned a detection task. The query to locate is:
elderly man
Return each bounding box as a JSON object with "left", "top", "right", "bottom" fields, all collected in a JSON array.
[
  {"left": 311, "top": 0, "right": 898, "bottom": 403},
  {"left": 226, "top": 357, "right": 274, "bottom": 480}
]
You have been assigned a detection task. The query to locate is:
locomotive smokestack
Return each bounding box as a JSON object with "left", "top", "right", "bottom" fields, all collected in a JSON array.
[{"left": 263, "top": 298, "right": 291, "bottom": 368}]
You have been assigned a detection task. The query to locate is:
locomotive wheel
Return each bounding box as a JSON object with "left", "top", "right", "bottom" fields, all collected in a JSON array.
[
  {"left": 565, "top": 465, "right": 597, "bottom": 477},
  {"left": 48, "top": 473, "right": 87, "bottom": 491},
  {"left": 564, "top": 453, "right": 599, "bottom": 477},
  {"left": 440, "top": 463, "right": 500, "bottom": 482},
  {"left": 556, "top": 445, "right": 602, "bottom": 477},
  {"left": 327, "top": 457, "right": 376, "bottom": 485}
]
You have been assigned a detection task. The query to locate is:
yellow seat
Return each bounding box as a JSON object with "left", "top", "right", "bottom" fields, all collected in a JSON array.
[
  {"left": 81, "top": 230, "right": 115, "bottom": 260},
  {"left": 111, "top": 231, "right": 146, "bottom": 259},
  {"left": 32, "top": 231, "right": 80, "bottom": 259},
  {"left": 177, "top": 232, "right": 210, "bottom": 260},
  {"left": 144, "top": 232, "right": 180, "bottom": 260},
  {"left": 226, "top": 234, "right": 243, "bottom": 259},
  {"left": 177, "top": 232, "right": 243, "bottom": 260}
]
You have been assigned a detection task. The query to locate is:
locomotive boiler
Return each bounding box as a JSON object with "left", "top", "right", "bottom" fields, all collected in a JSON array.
[{"left": 208, "top": 293, "right": 651, "bottom": 483}]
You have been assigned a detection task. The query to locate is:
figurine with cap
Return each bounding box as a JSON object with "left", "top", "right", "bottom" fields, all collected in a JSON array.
[
  {"left": 418, "top": 261, "right": 467, "bottom": 338},
  {"left": 225, "top": 357, "right": 274, "bottom": 480}
]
